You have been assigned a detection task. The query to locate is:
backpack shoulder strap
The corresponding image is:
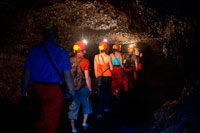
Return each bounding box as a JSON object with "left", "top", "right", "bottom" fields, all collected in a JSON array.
[
  {"left": 70, "top": 56, "right": 84, "bottom": 63},
  {"left": 77, "top": 57, "right": 84, "bottom": 63},
  {"left": 74, "top": 57, "right": 85, "bottom": 75},
  {"left": 70, "top": 56, "right": 76, "bottom": 61}
]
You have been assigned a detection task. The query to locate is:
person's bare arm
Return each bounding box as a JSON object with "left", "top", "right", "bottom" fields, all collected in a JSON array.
[
  {"left": 108, "top": 56, "right": 113, "bottom": 71},
  {"left": 109, "top": 53, "right": 113, "bottom": 58},
  {"left": 84, "top": 70, "right": 92, "bottom": 91},
  {"left": 63, "top": 70, "right": 74, "bottom": 92},
  {"left": 135, "top": 58, "right": 138, "bottom": 71},
  {"left": 94, "top": 55, "right": 98, "bottom": 78},
  {"left": 21, "top": 69, "right": 31, "bottom": 96}
]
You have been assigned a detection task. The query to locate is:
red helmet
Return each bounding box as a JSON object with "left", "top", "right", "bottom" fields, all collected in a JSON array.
[
  {"left": 112, "top": 44, "right": 120, "bottom": 50},
  {"left": 73, "top": 41, "right": 86, "bottom": 52},
  {"left": 99, "top": 41, "right": 108, "bottom": 51}
]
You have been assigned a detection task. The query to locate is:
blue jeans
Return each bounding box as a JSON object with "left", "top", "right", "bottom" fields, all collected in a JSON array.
[{"left": 68, "top": 88, "right": 92, "bottom": 120}]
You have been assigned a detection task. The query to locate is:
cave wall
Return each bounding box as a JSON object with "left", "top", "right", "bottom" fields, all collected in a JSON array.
[{"left": 1, "top": 0, "right": 195, "bottom": 53}]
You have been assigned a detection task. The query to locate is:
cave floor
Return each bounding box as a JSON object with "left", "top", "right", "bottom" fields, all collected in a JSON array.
[
  {"left": 58, "top": 82, "right": 153, "bottom": 133},
  {"left": 0, "top": 78, "right": 160, "bottom": 133},
  {"left": 0, "top": 54, "right": 184, "bottom": 133}
]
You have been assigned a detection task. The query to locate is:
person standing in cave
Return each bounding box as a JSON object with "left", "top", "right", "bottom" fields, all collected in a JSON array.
[
  {"left": 68, "top": 41, "right": 93, "bottom": 133},
  {"left": 110, "top": 44, "right": 124, "bottom": 98},
  {"left": 122, "top": 45, "right": 138, "bottom": 92},
  {"left": 94, "top": 41, "right": 113, "bottom": 119},
  {"left": 21, "top": 23, "right": 74, "bottom": 133}
]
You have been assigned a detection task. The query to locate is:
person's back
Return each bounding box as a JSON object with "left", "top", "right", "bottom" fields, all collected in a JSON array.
[
  {"left": 96, "top": 53, "right": 110, "bottom": 65},
  {"left": 110, "top": 51, "right": 121, "bottom": 66},
  {"left": 26, "top": 41, "right": 69, "bottom": 82},
  {"left": 94, "top": 52, "right": 112, "bottom": 77}
]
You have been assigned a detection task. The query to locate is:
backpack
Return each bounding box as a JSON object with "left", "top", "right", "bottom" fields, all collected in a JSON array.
[
  {"left": 70, "top": 57, "right": 85, "bottom": 91},
  {"left": 123, "top": 54, "right": 132, "bottom": 68}
]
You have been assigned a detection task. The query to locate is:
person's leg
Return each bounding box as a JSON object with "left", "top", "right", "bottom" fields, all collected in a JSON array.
[
  {"left": 70, "top": 120, "right": 76, "bottom": 131},
  {"left": 31, "top": 84, "right": 63, "bottom": 133},
  {"left": 79, "top": 88, "right": 92, "bottom": 124},
  {"left": 104, "top": 77, "right": 112, "bottom": 110},
  {"left": 30, "top": 84, "right": 44, "bottom": 133},
  {"left": 129, "top": 67, "right": 134, "bottom": 88},
  {"left": 68, "top": 92, "right": 80, "bottom": 131},
  {"left": 111, "top": 68, "right": 117, "bottom": 95},
  {"left": 115, "top": 67, "right": 122, "bottom": 95},
  {"left": 83, "top": 114, "right": 89, "bottom": 124},
  {"left": 123, "top": 68, "right": 130, "bottom": 92},
  {"left": 133, "top": 65, "right": 137, "bottom": 81},
  {"left": 97, "top": 84, "right": 105, "bottom": 118}
]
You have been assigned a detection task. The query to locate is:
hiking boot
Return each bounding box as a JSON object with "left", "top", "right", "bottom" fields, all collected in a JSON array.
[{"left": 96, "top": 114, "right": 102, "bottom": 119}]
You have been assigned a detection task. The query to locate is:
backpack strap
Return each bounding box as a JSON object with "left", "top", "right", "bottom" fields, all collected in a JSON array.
[
  {"left": 75, "top": 56, "right": 85, "bottom": 75},
  {"left": 71, "top": 56, "right": 84, "bottom": 65},
  {"left": 76, "top": 56, "right": 84, "bottom": 66},
  {"left": 77, "top": 57, "right": 84, "bottom": 63},
  {"left": 42, "top": 42, "right": 64, "bottom": 83}
]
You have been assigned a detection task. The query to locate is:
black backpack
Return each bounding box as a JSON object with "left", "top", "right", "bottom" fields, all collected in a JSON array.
[{"left": 70, "top": 57, "right": 86, "bottom": 91}]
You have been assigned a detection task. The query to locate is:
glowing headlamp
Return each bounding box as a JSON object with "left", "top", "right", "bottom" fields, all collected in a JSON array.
[
  {"left": 129, "top": 44, "right": 133, "bottom": 48},
  {"left": 103, "top": 39, "right": 108, "bottom": 42},
  {"left": 83, "top": 39, "right": 88, "bottom": 45}
]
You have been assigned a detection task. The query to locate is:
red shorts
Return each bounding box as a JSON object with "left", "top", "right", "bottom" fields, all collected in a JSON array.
[{"left": 29, "top": 83, "right": 63, "bottom": 133}]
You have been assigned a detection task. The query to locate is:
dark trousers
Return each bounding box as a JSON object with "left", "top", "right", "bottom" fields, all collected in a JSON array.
[
  {"left": 97, "top": 76, "right": 112, "bottom": 114},
  {"left": 29, "top": 83, "right": 63, "bottom": 133}
]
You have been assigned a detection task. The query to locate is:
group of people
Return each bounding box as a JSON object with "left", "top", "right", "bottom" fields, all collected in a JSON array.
[
  {"left": 110, "top": 44, "right": 141, "bottom": 98},
  {"left": 21, "top": 24, "right": 142, "bottom": 133}
]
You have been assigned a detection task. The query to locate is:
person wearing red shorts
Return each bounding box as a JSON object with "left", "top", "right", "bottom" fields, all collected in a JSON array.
[{"left": 21, "top": 23, "right": 74, "bottom": 133}]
